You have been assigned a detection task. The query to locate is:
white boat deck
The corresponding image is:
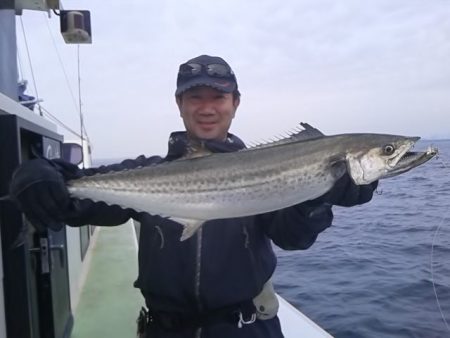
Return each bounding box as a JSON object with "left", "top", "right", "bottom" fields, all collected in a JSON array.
[
  {"left": 277, "top": 295, "right": 333, "bottom": 338},
  {"left": 71, "top": 222, "right": 333, "bottom": 337}
]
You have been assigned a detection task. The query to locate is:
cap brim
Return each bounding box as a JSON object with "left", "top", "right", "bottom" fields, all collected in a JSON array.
[{"left": 175, "top": 76, "right": 236, "bottom": 95}]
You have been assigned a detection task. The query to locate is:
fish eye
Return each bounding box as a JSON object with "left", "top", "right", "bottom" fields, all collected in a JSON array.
[{"left": 383, "top": 144, "right": 395, "bottom": 155}]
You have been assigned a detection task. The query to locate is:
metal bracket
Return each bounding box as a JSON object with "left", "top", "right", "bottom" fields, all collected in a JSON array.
[{"left": 29, "top": 237, "right": 49, "bottom": 274}]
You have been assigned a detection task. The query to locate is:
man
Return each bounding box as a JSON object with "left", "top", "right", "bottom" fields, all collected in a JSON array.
[{"left": 9, "top": 55, "right": 377, "bottom": 338}]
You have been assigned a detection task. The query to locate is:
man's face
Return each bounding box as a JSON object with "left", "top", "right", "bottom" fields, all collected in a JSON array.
[{"left": 176, "top": 86, "right": 240, "bottom": 140}]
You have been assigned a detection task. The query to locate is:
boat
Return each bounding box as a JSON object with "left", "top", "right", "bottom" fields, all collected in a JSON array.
[{"left": 0, "top": 1, "right": 333, "bottom": 337}]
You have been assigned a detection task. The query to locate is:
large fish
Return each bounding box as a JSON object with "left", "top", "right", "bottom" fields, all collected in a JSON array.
[{"left": 67, "top": 123, "right": 438, "bottom": 240}]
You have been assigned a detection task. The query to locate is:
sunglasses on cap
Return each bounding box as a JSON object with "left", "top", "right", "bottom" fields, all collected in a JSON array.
[{"left": 178, "top": 63, "right": 235, "bottom": 78}]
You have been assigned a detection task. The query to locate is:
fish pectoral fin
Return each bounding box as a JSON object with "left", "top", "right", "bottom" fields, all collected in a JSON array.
[
  {"left": 329, "top": 156, "right": 347, "bottom": 179},
  {"left": 170, "top": 217, "right": 205, "bottom": 241}
]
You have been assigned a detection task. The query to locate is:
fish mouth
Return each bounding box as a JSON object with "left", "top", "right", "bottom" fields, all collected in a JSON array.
[
  {"left": 383, "top": 146, "right": 438, "bottom": 179},
  {"left": 386, "top": 138, "right": 419, "bottom": 169}
]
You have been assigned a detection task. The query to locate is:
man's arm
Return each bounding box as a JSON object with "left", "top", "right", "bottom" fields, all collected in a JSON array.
[
  {"left": 9, "top": 155, "right": 161, "bottom": 231},
  {"left": 259, "top": 174, "right": 378, "bottom": 250},
  {"left": 258, "top": 200, "right": 333, "bottom": 250}
]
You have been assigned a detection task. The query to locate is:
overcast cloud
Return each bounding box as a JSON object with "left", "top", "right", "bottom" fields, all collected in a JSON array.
[{"left": 15, "top": 0, "right": 450, "bottom": 159}]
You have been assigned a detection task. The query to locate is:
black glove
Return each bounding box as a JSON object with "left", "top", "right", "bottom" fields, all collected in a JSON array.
[
  {"left": 320, "top": 173, "right": 378, "bottom": 207},
  {"left": 9, "top": 158, "right": 71, "bottom": 231}
]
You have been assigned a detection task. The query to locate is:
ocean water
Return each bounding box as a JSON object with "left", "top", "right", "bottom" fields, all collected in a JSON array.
[{"left": 273, "top": 139, "right": 450, "bottom": 338}]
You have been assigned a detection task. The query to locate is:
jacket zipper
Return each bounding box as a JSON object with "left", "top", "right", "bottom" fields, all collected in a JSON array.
[{"left": 194, "top": 226, "right": 203, "bottom": 338}]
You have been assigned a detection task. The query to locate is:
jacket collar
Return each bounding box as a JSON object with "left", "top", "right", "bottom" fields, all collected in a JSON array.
[{"left": 165, "top": 131, "right": 246, "bottom": 161}]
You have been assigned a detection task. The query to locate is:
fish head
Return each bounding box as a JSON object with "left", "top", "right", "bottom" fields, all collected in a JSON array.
[
  {"left": 345, "top": 135, "right": 421, "bottom": 185},
  {"left": 379, "top": 145, "right": 438, "bottom": 179}
]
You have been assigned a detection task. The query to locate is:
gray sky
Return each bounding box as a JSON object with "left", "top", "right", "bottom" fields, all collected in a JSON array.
[{"left": 16, "top": 0, "right": 450, "bottom": 159}]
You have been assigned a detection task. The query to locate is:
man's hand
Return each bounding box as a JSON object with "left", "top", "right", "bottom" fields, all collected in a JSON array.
[
  {"left": 320, "top": 173, "right": 378, "bottom": 207},
  {"left": 9, "top": 159, "right": 71, "bottom": 231}
]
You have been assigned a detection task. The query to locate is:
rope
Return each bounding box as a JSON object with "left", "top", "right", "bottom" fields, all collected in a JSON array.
[
  {"left": 43, "top": 13, "right": 79, "bottom": 113},
  {"left": 36, "top": 13, "right": 91, "bottom": 152},
  {"left": 39, "top": 106, "right": 81, "bottom": 138},
  {"left": 77, "top": 44, "right": 87, "bottom": 169},
  {"left": 19, "top": 17, "right": 42, "bottom": 116},
  {"left": 430, "top": 155, "right": 450, "bottom": 332}
]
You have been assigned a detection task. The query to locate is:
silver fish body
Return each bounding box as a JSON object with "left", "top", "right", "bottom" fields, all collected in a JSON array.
[{"left": 67, "top": 124, "right": 437, "bottom": 240}]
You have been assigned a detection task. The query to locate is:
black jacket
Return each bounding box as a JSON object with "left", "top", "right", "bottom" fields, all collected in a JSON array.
[{"left": 58, "top": 132, "right": 333, "bottom": 337}]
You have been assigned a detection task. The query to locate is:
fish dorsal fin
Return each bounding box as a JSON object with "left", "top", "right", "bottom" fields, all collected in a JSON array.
[
  {"left": 245, "top": 122, "right": 325, "bottom": 150},
  {"left": 296, "top": 122, "right": 325, "bottom": 140},
  {"left": 182, "top": 140, "right": 213, "bottom": 159}
]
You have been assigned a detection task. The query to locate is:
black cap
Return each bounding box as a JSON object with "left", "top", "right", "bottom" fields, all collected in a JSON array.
[{"left": 175, "top": 55, "right": 238, "bottom": 96}]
